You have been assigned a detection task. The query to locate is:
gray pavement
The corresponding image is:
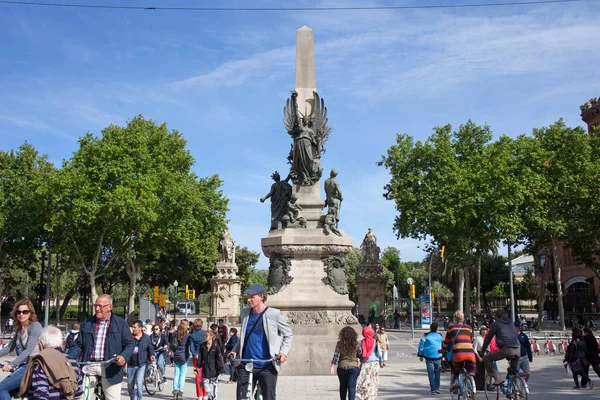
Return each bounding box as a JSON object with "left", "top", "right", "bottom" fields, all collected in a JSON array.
[{"left": 1, "top": 331, "right": 596, "bottom": 399}]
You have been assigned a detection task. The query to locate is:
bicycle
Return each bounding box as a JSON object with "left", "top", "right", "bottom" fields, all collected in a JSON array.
[
  {"left": 450, "top": 365, "right": 476, "bottom": 400},
  {"left": 0, "top": 363, "right": 27, "bottom": 400},
  {"left": 235, "top": 356, "right": 280, "bottom": 400},
  {"left": 144, "top": 360, "right": 165, "bottom": 396},
  {"left": 483, "top": 357, "right": 528, "bottom": 400},
  {"left": 79, "top": 357, "right": 116, "bottom": 400}
]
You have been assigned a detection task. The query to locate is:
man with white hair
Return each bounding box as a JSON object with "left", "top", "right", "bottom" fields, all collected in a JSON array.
[{"left": 20, "top": 325, "right": 83, "bottom": 399}]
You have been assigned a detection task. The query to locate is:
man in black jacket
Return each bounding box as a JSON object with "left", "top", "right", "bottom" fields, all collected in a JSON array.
[
  {"left": 68, "top": 294, "right": 134, "bottom": 400},
  {"left": 479, "top": 309, "right": 521, "bottom": 387}
]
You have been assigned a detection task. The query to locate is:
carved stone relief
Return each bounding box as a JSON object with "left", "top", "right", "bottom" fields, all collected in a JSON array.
[
  {"left": 267, "top": 254, "right": 293, "bottom": 295},
  {"left": 322, "top": 254, "right": 348, "bottom": 295}
]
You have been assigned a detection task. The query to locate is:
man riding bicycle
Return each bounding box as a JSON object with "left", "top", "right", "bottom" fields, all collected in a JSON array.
[
  {"left": 229, "top": 284, "right": 293, "bottom": 400},
  {"left": 478, "top": 308, "right": 521, "bottom": 387},
  {"left": 68, "top": 294, "right": 134, "bottom": 400}
]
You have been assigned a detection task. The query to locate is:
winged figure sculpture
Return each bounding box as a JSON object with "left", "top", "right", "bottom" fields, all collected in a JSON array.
[{"left": 283, "top": 91, "right": 331, "bottom": 186}]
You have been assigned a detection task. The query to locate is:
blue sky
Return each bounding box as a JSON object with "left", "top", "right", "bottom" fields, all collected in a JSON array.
[{"left": 1, "top": 0, "right": 599, "bottom": 268}]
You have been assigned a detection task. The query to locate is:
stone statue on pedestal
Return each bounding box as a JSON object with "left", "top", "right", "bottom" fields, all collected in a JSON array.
[
  {"left": 210, "top": 231, "right": 241, "bottom": 320},
  {"left": 360, "top": 227, "right": 380, "bottom": 263},
  {"left": 218, "top": 230, "right": 235, "bottom": 264},
  {"left": 283, "top": 91, "right": 330, "bottom": 186},
  {"left": 260, "top": 171, "right": 292, "bottom": 230},
  {"left": 324, "top": 169, "right": 343, "bottom": 228}
]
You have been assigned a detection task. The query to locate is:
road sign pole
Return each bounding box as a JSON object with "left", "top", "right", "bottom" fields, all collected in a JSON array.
[{"left": 410, "top": 297, "right": 414, "bottom": 340}]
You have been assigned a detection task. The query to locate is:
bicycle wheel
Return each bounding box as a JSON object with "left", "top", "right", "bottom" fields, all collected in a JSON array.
[
  {"left": 483, "top": 374, "right": 499, "bottom": 400},
  {"left": 511, "top": 376, "right": 528, "bottom": 400},
  {"left": 144, "top": 365, "right": 158, "bottom": 395},
  {"left": 157, "top": 370, "right": 165, "bottom": 392},
  {"left": 465, "top": 375, "right": 476, "bottom": 399}
]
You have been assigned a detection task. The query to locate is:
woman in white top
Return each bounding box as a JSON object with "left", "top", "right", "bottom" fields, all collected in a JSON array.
[{"left": 473, "top": 325, "right": 489, "bottom": 391}]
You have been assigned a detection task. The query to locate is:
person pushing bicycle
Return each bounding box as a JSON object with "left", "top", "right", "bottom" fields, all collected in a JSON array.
[
  {"left": 68, "top": 294, "right": 135, "bottom": 400},
  {"left": 229, "top": 284, "right": 293, "bottom": 400}
]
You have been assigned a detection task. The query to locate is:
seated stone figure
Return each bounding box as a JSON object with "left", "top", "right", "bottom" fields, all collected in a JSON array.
[
  {"left": 285, "top": 194, "right": 303, "bottom": 223},
  {"left": 323, "top": 208, "right": 341, "bottom": 236}
]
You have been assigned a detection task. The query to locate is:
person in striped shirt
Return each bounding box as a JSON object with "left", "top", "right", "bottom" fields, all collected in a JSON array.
[
  {"left": 21, "top": 325, "right": 83, "bottom": 400},
  {"left": 443, "top": 310, "right": 476, "bottom": 392}
]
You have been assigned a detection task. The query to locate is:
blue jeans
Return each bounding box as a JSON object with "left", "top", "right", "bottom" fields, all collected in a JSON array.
[
  {"left": 337, "top": 367, "right": 360, "bottom": 400},
  {"left": 127, "top": 364, "right": 146, "bottom": 400},
  {"left": 156, "top": 352, "right": 166, "bottom": 377},
  {"left": 426, "top": 358, "right": 441, "bottom": 391},
  {"left": 0, "top": 365, "right": 25, "bottom": 400}
]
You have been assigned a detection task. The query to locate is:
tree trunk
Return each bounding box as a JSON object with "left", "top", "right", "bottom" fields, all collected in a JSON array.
[
  {"left": 466, "top": 268, "right": 472, "bottom": 321},
  {"left": 126, "top": 257, "right": 140, "bottom": 324},
  {"left": 551, "top": 237, "right": 566, "bottom": 330},
  {"left": 54, "top": 254, "right": 61, "bottom": 326},
  {"left": 477, "top": 255, "right": 482, "bottom": 313},
  {"left": 457, "top": 268, "right": 465, "bottom": 313},
  {"left": 59, "top": 285, "right": 78, "bottom": 321},
  {"left": 534, "top": 253, "right": 545, "bottom": 326}
]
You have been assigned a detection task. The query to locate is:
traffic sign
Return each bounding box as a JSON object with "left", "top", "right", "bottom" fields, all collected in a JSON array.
[{"left": 407, "top": 277, "right": 414, "bottom": 285}]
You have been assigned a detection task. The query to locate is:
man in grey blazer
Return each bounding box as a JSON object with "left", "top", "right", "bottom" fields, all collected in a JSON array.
[{"left": 230, "top": 284, "right": 293, "bottom": 400}]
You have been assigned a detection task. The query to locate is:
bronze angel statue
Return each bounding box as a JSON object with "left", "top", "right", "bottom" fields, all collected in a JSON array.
[{"left": 283, "top": 91, "right": 331, "bottom": 186}]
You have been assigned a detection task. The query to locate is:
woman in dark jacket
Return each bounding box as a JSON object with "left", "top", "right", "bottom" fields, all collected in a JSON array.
[
  {"left": 564, "top": 328, "right": 593, "bottom": 389},
  {"left": 200, "top": 330, "right": 224, "bottom": 400},
  {"left": 170, "top": 321, "right": 190, "bottom": 400},
  {"left": 225, "top": 328, "right": 239, "bottom": 383},
  {"left": 150, "top": 323, "right": 169, "bottom": 381},
  {"left": 583, "top": 326, "right": 600, "bottom": 378}
]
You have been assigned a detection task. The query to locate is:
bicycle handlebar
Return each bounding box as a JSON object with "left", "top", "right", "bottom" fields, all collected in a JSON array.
[
  {"left": 79, "top": 357, "right": 117, "bottom": 366},
  {"left": 236, "top": 355, "right": 281, "bottom": 363}
]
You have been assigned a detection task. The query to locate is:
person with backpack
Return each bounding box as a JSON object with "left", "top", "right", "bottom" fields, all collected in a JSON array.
[
  {"left": 564, "top": 328, "right": 594, "bottom": 389},
  {"left": 170, "top": 320, "right": 190, "bottom": 400},
  {"left": 225, "top": 328, "right": 239, "bottom": 384},
  {"left": 20, "top": 325, "right": 83, "bottom": 400},
  {"left": 418, "top": 322, "right": 443, "bottom": 395},
  {"left": 63, "top": 322, "right": 80, "bottom": 353},
  {"left": 443, "top": 310, "right": 476, "bottom": 393},
  {"left": 199, "top": 330, "right": 224, "bottom": 400},
  {"left": 190, "top": 319, "right": 207, "bottom": 400},
  {"left": 128, "top": 320, "right": 156, "bottom": 400}
]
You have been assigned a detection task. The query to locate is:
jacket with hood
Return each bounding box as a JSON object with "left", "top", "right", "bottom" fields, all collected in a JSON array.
[{"left": 482, "top": 318, "right": 520, "bottom": 351}]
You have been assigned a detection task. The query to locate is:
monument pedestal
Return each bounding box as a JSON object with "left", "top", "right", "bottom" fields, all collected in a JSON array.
[
  {"left": 261, "top": 228, "right": 359, "bottom": 375},
  {"left": 355, "top": 261, "right": 386, "bottom": 323},
  {"left": 210, "top": 261, "right": 241, "bottom": 320}
]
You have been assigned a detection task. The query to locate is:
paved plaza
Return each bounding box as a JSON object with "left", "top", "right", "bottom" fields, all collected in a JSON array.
[{"left": 1, "top": 329, "right": 593, "bottom": 400}]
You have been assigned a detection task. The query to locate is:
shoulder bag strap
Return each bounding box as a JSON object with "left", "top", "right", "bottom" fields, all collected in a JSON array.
[
  {"left": 242, "top": 307, "right": 269, "bottom": 356},
  {"left": 450, "top": 324, "right": 463, "bottom": 348}
]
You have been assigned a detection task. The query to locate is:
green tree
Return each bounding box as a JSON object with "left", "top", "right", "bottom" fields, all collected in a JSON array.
[
  {"left": 379, "top": 121, "right": 521, "bottom": 313},
  {"left": 236, "top": 246, "right": 261, "bottom": 291},
  {"left": 248, "top": 268, "right": 268, "bottom": 289},
  {"left": 344, "top": 247, "right": 361, "bottom": 300},
  {"left": 56, "top": 115, "right": 228, "bottom": 317}
]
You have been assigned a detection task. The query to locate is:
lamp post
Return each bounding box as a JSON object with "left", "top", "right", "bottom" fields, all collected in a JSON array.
[
  {"left": 173, "top": 280, "right": 178, "bottom": 324},
  {"left": 508, "top": 241, "right": 516, "bottom": 322},
  {"left": 407, "top": 277, "right": 414, "bottom": 339}
]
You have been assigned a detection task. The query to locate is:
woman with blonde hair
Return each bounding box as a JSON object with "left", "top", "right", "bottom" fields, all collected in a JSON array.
[
  {"left": 0, "top": 298, "right": 43, "bottom": 400},
  {"left": 170, "top": 320, "right": 190, "bottom": 400},
  {"left": 443, "top": 310, "right": 476, "bottom": 392}
]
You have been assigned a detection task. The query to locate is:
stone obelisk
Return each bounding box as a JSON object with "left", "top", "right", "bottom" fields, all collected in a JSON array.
[{"left": 261, "top": 26, "right": 358, "bottom": 376}]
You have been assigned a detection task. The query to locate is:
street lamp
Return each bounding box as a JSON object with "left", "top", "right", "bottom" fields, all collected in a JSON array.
[{"left": 173, "top": 280, "right": 178, "bottom": 323}]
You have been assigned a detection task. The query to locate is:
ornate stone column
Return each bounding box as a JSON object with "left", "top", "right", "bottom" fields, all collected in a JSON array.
[
  {"left": 355, "top": 228, "right": 386, "bottom": 324},
  {"left": 209, "top": 231, "right": 241, "bottom": 321}
]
